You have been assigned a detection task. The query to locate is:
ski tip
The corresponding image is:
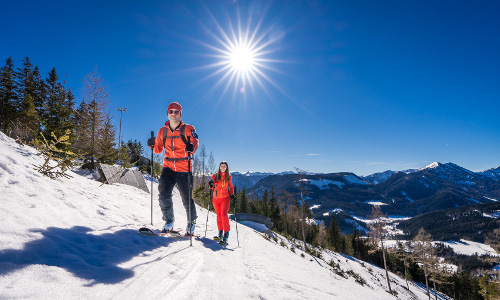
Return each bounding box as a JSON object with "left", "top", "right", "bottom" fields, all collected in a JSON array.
[{"left": 139, "top": 227, "right": 156, "bottom": 235}]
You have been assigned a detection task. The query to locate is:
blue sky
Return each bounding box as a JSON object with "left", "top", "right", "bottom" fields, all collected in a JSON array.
[{"left": 2, "top": 0, "right": 499, "bottom": 175}]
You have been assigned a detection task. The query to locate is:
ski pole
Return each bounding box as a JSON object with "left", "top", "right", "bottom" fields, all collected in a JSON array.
[
  {"left": 234, "top": 196, "right": 240, "bottom": 248},
  {"left": 229, "top": 186, "right": 240, "bottom": 247},
  {"left": 150, "top": 131, "right": 154, "bottom": 226},
  {"left": 187, "top": 136, "right": 193, "bottom": 247},
  {"left": 205, "top": 187, "right": 212, "bottom": 237}
]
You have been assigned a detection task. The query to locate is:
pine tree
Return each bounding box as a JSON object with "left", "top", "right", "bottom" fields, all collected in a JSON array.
[
  {"left": 0, "top": 57, "right": 18, "bottom": 132},
  {"left": 280, "top": 190, "right": 292, "bottom": 235},
  {"left": 42, "top": 68, "right": 75, "bottom": 153},
  {"left": 261, "top": 190, "right": 269, "bottom": 217},
  {"left": 116, "top": 144, "right": 133, "bottom": 168},
  {"left": 15, "top": 57, "right": 40, "bottom": 139},
  {"left": 327, "top": 215, "right": 341, "bottom": 251},
  {"left": 73, "top": 101, "right": 92, "bottom": 156},
  {"left": 31, "top": 66, "right": 47, "bottom": 126},
  {"left": 249, "top": 194, "right": 260, "bottom": 214},
  {"left": 239, "top": 187, "right": 248, "bottom": 213},
  {"left": 32, "top": 129, "right": 78, "bottom": 179},
  {"left": 97, "top": 111, "right": 116, "bottom": 164},
  {"left": 269, "top": 186, "right": 281, "bottom": 231},
  {"left": 16, "top": 94, "right": 37, "bottom": 141},
  {"left": 126, "top": 139, "right": 143, "bottom": 165},
  {"left": 351, "top": 228, "right": 360, "bottom": 257}
]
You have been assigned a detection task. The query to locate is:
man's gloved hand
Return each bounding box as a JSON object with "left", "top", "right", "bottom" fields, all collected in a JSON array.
[
  {"left": 185, "top": 142, "right": 194, "bottom": 153},
  {"left": 208, "top": 179, "right": 214, "bottom": 188},
  {"left": 231, "top": 194, "right": 237, "bottom": 202},
  {"left": 147, "top": 137, "right": 155, "bottom": 147}
]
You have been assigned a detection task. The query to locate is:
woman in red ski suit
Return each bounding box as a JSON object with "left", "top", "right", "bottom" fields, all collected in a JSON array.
[{"left": 209, "top": 161, "right": 235, "bottom": 243}]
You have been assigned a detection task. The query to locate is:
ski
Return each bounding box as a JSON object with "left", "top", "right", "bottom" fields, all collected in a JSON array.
[{"left": 139, "top": 227, "right": 199, "bottom": 238}]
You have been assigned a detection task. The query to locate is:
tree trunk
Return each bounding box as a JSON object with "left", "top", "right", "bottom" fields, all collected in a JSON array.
[
  {"left": 431, "top": 268, "right": 437, "bottom": 300},
  {"left": 421, "top": 250, "right": 431, "bottom": 300},
  {"left": 300, "top": 189, "right": 306, "bottom": 250},
  {"left": 381, "top": 239, "right": 392, "bottom": 293}
]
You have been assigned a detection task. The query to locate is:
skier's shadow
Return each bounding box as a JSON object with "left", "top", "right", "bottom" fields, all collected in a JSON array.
[
  {"left": 0, "top": 226, "right": 178, "bottom": 285},
  {"left": 196, "top": 236, "right": 235, "bottom": 252}
]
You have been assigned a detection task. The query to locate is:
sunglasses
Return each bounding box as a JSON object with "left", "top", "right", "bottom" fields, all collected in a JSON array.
[{"left": 168, "top": 110, "right": 180, "bottom": 115}]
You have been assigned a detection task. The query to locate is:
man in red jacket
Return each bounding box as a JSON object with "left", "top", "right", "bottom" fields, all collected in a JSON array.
[{"left": 148, "top": 102, "right": 199, "bottom": 234}]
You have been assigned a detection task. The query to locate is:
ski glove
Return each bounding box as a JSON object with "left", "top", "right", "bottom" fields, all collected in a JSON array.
[
  {"left": 208, "top": 179, "right": 214, "bottom": 188},
  {"left": 231, "top": 194, "right": 237, "bottom": 202},
  {"left": 185, "top": 142, "right": 194, "bottom": 153},
  {"left": 147, "top": 137, "right": 155, "bottom": 147}
]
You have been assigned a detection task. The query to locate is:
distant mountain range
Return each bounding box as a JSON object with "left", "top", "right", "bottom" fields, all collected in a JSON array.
[
  {"left": 362, "top": 168, "right": 416, "bottom": 185},
  {"left": 231, "top": 162, "right": 500, "bottom": 235},
  {"left": 231, "top": 171, "right": 295, "bottom": 190}
]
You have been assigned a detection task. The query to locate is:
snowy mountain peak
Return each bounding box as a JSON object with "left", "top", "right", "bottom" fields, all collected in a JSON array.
[
  {"left": 418, "top": 162, "right": 476, "bottom": 176},
  {"left": 419, "top": 162, "right": 441, "bottom": 171}
]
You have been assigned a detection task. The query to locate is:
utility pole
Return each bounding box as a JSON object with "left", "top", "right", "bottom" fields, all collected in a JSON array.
[
  {"left": 117, "top": 107, "right": 127, "bottom": 148},
  {"left": 117, "top": 108, "right": 127, "bottom": 163}
]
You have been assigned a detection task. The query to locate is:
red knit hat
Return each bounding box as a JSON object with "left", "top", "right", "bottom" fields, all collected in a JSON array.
[{"left": 167, "top": 102, "right": 182, "bottom": 117}]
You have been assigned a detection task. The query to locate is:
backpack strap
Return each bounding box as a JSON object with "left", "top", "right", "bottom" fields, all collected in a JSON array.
[
  {"left": 162, "top": 124, "right": 191, "bottom": 162},
  {"left": 163, "top": 124, "right": 189, "bottom": 149}
]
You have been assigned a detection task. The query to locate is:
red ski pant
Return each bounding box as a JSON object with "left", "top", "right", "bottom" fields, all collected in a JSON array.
[{"left": 213, "top": 196, "right": 230, "bottom": 232}]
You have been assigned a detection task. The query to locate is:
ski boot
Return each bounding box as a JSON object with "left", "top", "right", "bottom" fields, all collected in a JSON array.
[
  {"left": 185, "top": 219, "right": 196, "bottom": 236},
  {"left": 213, "top": 230, "right": 223, "bottom": 241},
  {"left": 162, "top": 221, "right": 174, "bottom": 233},
  {"left": 219, "top": 231, "right": 229, "bottom": 245}
]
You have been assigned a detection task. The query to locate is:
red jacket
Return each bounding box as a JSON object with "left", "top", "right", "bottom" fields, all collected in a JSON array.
[
  {"left": 152, "top": 121, "right": 199, "bottom": 172},
  {"left": 211, "top": 173, "right": 234, "bottom": 199}
]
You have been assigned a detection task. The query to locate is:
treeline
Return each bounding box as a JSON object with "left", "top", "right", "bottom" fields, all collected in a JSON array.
[{"left": 0, "top": 56, "right": 144, "bottom": 171}]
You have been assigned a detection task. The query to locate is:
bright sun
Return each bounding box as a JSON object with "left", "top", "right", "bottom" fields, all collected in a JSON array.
[
  {"left": 194, "top": 5, "right": 284, "bottom": 98},
  {"left": 229, "top": 44, "right": 255, "bottom": 72}
]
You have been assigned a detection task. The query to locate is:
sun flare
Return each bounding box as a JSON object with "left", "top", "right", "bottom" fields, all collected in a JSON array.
[
  {"left": 229, "top": 44, "right": 256, "bottom": 72},
  {"left": 194, "top": 4, "right": 285, "bottom": 99}
]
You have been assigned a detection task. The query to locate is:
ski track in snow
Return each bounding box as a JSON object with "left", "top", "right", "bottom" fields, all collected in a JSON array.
[{"left": 0, "top": 132, "right": 438, "bottom": 299}]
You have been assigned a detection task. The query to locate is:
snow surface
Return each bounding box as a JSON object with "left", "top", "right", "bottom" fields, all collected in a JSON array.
[
  {"left": 483, "top": 210, "right": 500, "bottom": 218},
  {"left": 0, "top": 132, "right": 437, "bottom": 299},
  {"left": 385, "top": 240, "right": 498, "bottom": 257},
  {"left": 439, "top": 240, "right": 498, "bottom": 257},
  {"left": 419, "top": 162, "right": 440, "bottom": 171},
  {"left": 364, "top": 201, "right": 388, "bottom": 206}
]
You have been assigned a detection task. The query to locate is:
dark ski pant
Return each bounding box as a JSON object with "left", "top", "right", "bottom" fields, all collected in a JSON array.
[{"left": 158, "top": 167, "right": 197, "bottom": 225}]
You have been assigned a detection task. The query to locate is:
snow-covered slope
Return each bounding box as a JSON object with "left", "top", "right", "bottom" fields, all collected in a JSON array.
[
  {"left": 0, "top": 132, "right": 435, "bottom": 299},
  {"left": 481, "top": 166, "right": 500, "bottom": 181}
]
